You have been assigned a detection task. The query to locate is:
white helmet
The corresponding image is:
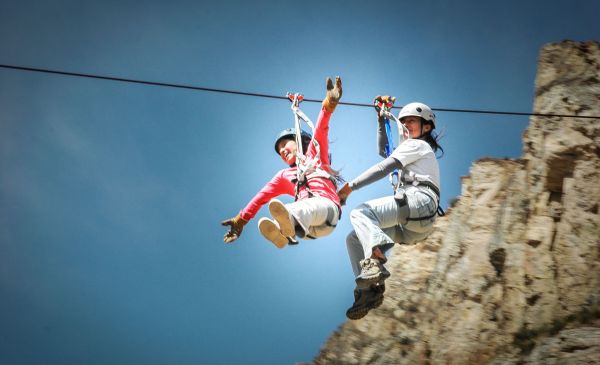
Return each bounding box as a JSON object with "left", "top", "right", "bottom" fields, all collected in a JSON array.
[{"left": 398, "top": 102, "right": 436, "bottom": 128}]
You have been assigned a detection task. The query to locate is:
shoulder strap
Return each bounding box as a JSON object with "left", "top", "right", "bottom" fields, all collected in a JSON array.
[{"left": 287, "top": 92, "right": 324, "bottom": 199}]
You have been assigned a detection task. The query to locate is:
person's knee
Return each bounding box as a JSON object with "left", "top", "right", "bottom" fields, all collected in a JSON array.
[
  {"left": 346, "top": 230, "right": 359, "bottom": 245},
  {"left": 349, "top": 203, "right": 371, "bottom": 223}
]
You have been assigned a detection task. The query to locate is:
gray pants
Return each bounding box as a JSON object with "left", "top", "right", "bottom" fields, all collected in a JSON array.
[{"left": 346, "top": 186, "right": 438, "bottom": 277}]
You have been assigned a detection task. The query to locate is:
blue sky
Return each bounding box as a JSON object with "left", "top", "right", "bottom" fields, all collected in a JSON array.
[{"left": 1, "top": 1, "right": 598, "bottom": 364}]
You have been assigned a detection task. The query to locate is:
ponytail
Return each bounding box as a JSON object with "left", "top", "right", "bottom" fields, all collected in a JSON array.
[{"left": 420, "top": 120, "right": 444, "bottom": 158}]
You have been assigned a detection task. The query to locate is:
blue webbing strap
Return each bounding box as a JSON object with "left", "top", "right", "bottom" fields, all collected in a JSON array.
[{"left": 380, "top": 104, "right": 399, "bottom": 189}]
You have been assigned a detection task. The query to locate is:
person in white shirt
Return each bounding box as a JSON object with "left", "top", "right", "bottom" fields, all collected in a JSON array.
[{"left": 338, "top": 98, "right": 444, "bottom": 320}]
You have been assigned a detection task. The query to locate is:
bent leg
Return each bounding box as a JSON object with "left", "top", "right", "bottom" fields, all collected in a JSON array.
[
  {"left": 286, "top": 196, "right": 339, "bottom": 239},
  {"left": 350, "top": 196, "right": 407, "bottom": 259},
  {"left": 346, "top": 231, "right": 364, "bottom": 277}
]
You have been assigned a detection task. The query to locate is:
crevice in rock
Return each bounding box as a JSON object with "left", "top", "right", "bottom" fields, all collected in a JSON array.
[
  {"left": 562, "top": 344, "right": 590, "bottom": 353},
  {"left": 514, "top": 305, "right": 600, "bottom": 354},
  {"left": 490, "top": 248, "right": 507, "bottom": 277},
  {"left": 527, "top": 294, "right": 541, "bottom": 306},
  {"left": 545, "top": 153, "right": 576, "bottom": 194}
]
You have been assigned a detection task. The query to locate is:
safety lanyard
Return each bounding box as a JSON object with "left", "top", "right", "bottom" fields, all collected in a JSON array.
[
  {"left": 287, "top": 92, "right": 322, "bottom": 195},
  {"left": 375, "top": 99, "right": 410, "bottom": 190}
]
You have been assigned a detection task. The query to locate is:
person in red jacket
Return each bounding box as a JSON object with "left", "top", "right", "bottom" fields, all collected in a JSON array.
[{"left": 222, "top": 77, "right": 343, "bottom": 248}]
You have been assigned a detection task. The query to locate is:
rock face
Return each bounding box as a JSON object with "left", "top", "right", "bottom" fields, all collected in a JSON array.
[{"left": 309, "top": 40, "right": 600, "bottom": 365}]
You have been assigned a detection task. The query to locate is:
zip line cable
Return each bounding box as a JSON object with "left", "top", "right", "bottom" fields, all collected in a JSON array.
[{"left": 1, "top": 63, "right": 598, "bottom": 119}]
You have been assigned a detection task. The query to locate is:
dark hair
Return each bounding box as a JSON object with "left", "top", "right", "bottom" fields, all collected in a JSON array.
[
  {"left": 325, "top": 153, "right": 345, "bottom": 188},
  {"left": 420, "top": 120, "right": 444, "bottom": 158}
]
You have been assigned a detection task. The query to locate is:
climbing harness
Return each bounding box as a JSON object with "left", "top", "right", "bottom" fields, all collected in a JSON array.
[
  {"left": 286, "top": 92, "right": 337, "bottom": 201},
  {"left": 396, "top": 171, "right": 445, "bottom": 218}
]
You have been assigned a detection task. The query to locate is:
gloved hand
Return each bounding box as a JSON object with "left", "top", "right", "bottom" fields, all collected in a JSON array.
[
  {"left": 322, "top": 76, "right": 343, "bottom": 113},
  {"left": 374, "top": 95, "right": 396, "bottom": 118},
  {"left": 337, "top": 182, "right": 353, "bottom": 206},
  {"left": 374, "top": 95, "right": 396, "bottom": 107},
  {"left": 221, "top": 214, "right": 248, "bottom": 243}
]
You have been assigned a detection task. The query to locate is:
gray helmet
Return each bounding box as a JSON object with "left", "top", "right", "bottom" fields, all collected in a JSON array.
[
  {"left": 274, "top": 128, "right": 312, "bottom": 154},
  {"left": 398, "top": 102, "right": 436, "bottom": 129}
]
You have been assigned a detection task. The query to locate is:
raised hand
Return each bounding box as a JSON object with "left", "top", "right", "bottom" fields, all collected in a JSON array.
[{"left": 323, "top": 76, "right": 343, "bottom": 113}]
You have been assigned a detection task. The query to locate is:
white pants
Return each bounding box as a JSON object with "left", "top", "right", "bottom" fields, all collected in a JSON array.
[
  {"left": 286, "top": 196, "right": 340, "bottom": 239},
  {"left": 346, "top": 186, "right": 437, "bottom": 276}
]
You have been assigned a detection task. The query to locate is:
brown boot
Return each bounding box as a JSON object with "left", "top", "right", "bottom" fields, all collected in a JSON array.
[{"left": 345, "top": 283, "right": 385, "bottom": 320}]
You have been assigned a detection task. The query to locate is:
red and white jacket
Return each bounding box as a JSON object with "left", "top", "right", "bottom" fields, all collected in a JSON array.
[{"left": 239, "top": 107, "right": 340, "bottom": 221}]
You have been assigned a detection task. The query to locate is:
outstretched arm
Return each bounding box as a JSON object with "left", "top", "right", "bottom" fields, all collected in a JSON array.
[
  {"left": 349, "top": 156, "right": 402, "bottom": 191},
  {"left": 221, "top": 170, "right": 294, "bottom": 243},
  {"left": 337, "top": 155, "right": 402, "bottom": 205}
]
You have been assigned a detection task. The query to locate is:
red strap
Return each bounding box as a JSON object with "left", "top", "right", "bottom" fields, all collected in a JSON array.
[
  {"left": 286, "top": 92, "right": 304, "bottom": 103},
  {"left": 375, "top": 100, "right": 394, "bottom": 109}
]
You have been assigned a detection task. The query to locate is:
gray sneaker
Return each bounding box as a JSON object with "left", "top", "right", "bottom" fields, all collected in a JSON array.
[
  {"left": 258, "top": 217, "right": 288, "bottom": 249},
  {"left": 355, "top": 258, "right": 391, "bottom": 289},
  {"left": 268, "top": 199, "right": 295, "bottom": 237},
  {"left": 345, "top": 283, "right": 385, "bottom": 320}
]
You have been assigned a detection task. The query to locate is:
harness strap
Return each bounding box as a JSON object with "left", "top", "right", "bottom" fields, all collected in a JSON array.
[
  {"left": 418, "top": 180, "right": 441, "bottom": 199},
  {"left": 288, "top": 92, "right": 327, "bottom": 201},
  {"left": 287, "top": 92, "right": 341, "bottom": 202},
  {"left": 406, "top": 212, "right": 438, "bottom": 221},
  {"left": 292, "top": 177, "right": 314, "bottom": 201},
  {"left": 395, "top": 181, "right": 444, "bottom": 220},
  {"left": 325, "top": 204, "right": 341, "bottom": 226},
  {"left": 292, "top": 167, "right": 338, "bottom": 202},
  {"left": 304, "top": 204, "right": 340, "bottom": 240}
]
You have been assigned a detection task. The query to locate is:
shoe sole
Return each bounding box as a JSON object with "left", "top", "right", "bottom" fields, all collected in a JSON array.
[
  {"left": 258, "top": 218, "right": 288, "bottom": 249},
  {"left": 346, "top": 293, "right": 384, "bottom": 320},
  {"left": 355, "top": 273, "right": 390, "bottom": 289},
  {"left": 269, "top": 199, "right": 295, "bottom": 237}
]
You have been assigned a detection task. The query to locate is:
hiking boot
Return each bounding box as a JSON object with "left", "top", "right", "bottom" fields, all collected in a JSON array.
[
  {"left": 268, "top": 199, "right": 295, "bottom": 237},
  {"left": 258, "top": 217, "right": 288, "bottom": 249},
  {"left": 355, "top": 258, "right": 391, "bottom": 289},
  {"left": 345, "top": 283, "right": 385, "bottom": 320}
]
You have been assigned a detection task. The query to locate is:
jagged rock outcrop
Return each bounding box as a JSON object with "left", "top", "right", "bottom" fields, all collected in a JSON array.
[{"left": 308, "top": 40, "right": 600, "bottom": 365}]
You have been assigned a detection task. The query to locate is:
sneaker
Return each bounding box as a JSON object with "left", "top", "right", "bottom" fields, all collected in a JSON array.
[
  {"left": 268, "top": 199, "right": 295, "bottom": 237},
  {"left": 258, "top": 217, "right": 288, "bottom": 249},
  {"left": 355, "top": 258, "right": 391, "bottom": 289},
  {"left": 345, "top": 283, "right": 385, "bottom": 320}
]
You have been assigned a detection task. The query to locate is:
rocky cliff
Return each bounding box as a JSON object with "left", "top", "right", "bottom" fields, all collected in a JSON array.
[{"left": 309, "top": 40, "right": 600, "bottom": 365}]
